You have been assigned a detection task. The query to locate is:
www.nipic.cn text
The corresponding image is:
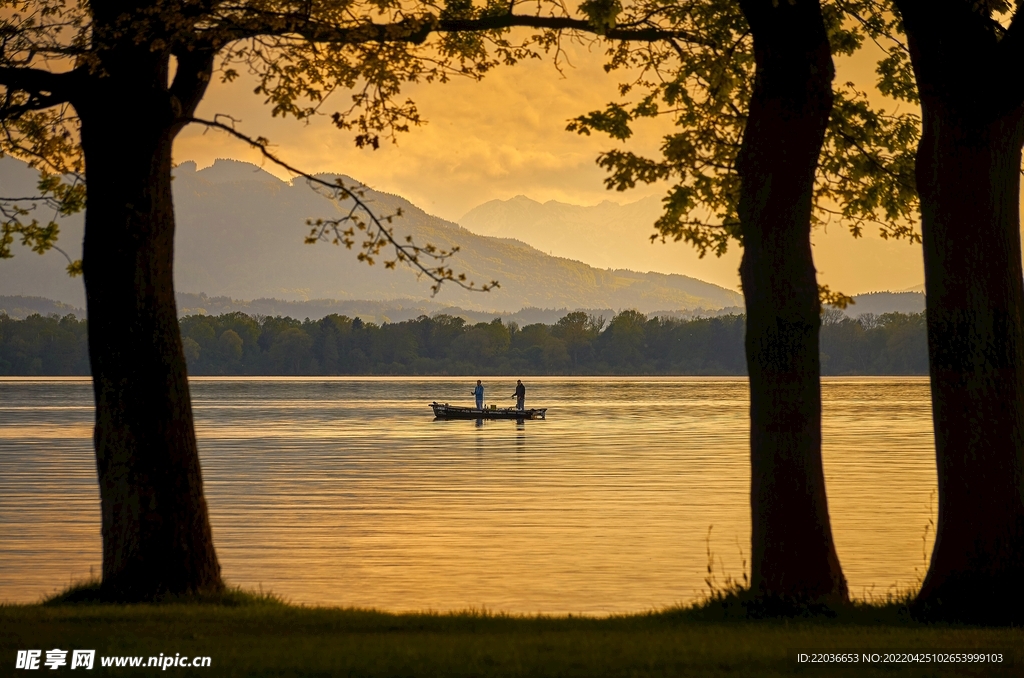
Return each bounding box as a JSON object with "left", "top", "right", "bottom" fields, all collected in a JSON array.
[{"left": 15, "top": 650, "right": 212, "bottom": 670}]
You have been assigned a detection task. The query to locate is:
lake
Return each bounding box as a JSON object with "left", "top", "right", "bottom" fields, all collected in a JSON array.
[{"left": 0, "top": 377, "right": 936, "bottom": 614}]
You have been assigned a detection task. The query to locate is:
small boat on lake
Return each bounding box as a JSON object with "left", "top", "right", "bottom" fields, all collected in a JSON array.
[{"left": 430, "top": 402, "right": 547, "bottom": 420}]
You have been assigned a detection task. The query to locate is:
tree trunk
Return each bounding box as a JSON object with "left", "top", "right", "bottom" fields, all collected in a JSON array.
[
  {"left": 736, "top": 0, "right": 848, "bottom": 603},
  {"left": 77, "top": 59, "right": 223, "bottom": 599},
  {"left": 910, "top": 103, "right": 1024, "bottom": 624},
  {"left": 892, "top": 1, "right": 1024, "bottom": 624}
]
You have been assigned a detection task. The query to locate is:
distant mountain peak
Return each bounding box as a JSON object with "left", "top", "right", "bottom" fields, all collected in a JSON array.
[
  {"left": 509, "top": 194, "right": 541, "bottom": 204},
  {"left": 194, "top": 158, "right": 288, "bottom": 186}
]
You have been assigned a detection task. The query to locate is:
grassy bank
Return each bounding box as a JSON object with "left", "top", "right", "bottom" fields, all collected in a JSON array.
[{"left": 2, "top": 590, "right": 1021, "bottom": 677}]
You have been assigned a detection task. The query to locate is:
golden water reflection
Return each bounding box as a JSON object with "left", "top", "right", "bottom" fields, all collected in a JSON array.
[{"left": 0, "top": 377, "right": 935, "bottom": 613}]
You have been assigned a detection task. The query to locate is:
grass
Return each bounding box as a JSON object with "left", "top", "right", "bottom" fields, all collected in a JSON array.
[
  {"left": 40, "top": 579, "right": 285, "bottom": 608},
  {"left": 2, "top": 583, "right": 1022, "bottom": 677}
]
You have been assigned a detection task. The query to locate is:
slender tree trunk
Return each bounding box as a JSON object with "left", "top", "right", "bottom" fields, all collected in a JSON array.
[
  {"left": 893, "top": 1, "right": 1024, "bottom": 624},
  {"left": 77, "top": 53, "right": 222, "bottom": 599},
  {"left": 736, "top": 0, "right": 847, "bottom": 603}
]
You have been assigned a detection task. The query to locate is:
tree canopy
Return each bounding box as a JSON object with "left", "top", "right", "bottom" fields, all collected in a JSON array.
[
  {"left": 569, "top": 0, "right": 921, "bottom": 303},
  {"left": 1, "top": 0, "right": 924, "bottom": 293}
]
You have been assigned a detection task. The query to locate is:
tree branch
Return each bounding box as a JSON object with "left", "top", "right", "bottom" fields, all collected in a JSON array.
[
  {"left": 169, "top": 47, "right": 217, "bottom": 123},
  {"left": 188, "top": 115, "right": 498, "bottom": 295},
  {"left": 216, "top": 11, "right": 716, "bottom": 47},
  {"left": 0, "top": 66, "right": 76, "bottom": 103}
]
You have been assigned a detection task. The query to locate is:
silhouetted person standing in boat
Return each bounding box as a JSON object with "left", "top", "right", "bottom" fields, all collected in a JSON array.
[
  {"left": 473, "top": 380, "right": 484, "bottom": 409},
  {"left": 513, "top": 379, "right": 526, "bottom": 411}
]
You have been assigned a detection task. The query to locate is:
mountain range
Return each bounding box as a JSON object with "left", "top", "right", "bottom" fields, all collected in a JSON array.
[
  {"left": 459, "top": 194, "right": 928, "bottom": 296},
  {"left": 0, "top": 157, "right": 743, "bottom": 313}
]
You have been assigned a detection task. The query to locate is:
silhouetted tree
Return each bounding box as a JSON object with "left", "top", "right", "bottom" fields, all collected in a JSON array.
[
  {"left": 886, "top": 0, "right": 1024, "bottom": 623},
  {"left": 570, "top": 0, "right": 922, "bottom": 602},
  {"left": 1, "top": 0, "right": 715, "bottom": 599},
  {"left": 733, "top": 0, "right": 847, "bottom": 603}
]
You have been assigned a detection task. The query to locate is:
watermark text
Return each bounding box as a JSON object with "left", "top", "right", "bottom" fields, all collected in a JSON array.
[{"left": 16, "top": 649, "right": 211, "bottom": 671}]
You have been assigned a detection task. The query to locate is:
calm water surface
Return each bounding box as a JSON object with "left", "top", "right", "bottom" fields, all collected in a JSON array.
[{"left": 0, "top": 377, "right": 936, "bottom": 614}]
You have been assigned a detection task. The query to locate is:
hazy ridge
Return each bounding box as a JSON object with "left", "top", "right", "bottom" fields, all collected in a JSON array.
[
  {"left": 0, "top": 290, "right": 923, "bottom": 322},
  {"left": 0, "top": 156, "right": 928, "bottom": 319},
  {"left": 460, "top": 194, "right": 676, "bottom": 274},
  {"left": 0, "top": 157, "right": 743, "bottom": 313}
]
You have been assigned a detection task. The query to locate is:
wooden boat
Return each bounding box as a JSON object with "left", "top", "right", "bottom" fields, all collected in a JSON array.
[{"left": 430, "top": 402, "right": 547, "bottom": 420}]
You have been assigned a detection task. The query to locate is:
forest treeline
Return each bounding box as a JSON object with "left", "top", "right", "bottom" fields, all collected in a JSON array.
[{"left": 1, "top": 308, "right": 927, "bottom": 376}]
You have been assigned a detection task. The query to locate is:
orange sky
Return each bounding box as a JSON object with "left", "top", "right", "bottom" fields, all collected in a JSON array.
[{"left": 173, "top": 38, "right": 925, "bottom": 295}]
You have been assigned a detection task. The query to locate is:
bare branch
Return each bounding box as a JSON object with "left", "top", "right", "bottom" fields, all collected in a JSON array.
[
  {"left": 216, "top": 11, "right": 718, "bottom": 47},
  {"left": 189, "top": 115, "right": 499, "bottom": 295}
]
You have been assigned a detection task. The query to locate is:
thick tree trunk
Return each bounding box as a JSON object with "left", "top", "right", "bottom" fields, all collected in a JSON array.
[
  {"left": 736, "top": 0, "right": 848, "bottom": 603},
  {"left": 78, "top": 62, "right": 222, "bottom": 599},
  {"left": 910, "top": 106, "right": 1024, "bottom": 623},
  {"left": 892, "top": 1, "right": 1024, "bottom": 624}
]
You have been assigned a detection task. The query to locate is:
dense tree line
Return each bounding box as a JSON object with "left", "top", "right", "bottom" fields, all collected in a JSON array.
[
  {"left": 0, "top": 313, "right": 91, "bottom": 375},
  {"left": 0, "top": 310, "right": 927, "bottom": 377}
]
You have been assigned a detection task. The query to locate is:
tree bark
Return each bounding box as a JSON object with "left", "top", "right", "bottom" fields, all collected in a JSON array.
[
  {"left": 894, "top": 1, "right": 1024, "bottom": 623},
  {"left": 76, "top": 25, "right": 222, "bottom": 599},
  {"left": 736, "top": 0, "right": 848, "bottom": 603}
]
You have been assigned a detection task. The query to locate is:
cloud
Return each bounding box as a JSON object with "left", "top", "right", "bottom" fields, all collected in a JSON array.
[
  {"left": 172, "top": 39, "right": 924, "bottom": 295},
  {"left": 175, "top": 41, "right": 671, "bottom": 221}
]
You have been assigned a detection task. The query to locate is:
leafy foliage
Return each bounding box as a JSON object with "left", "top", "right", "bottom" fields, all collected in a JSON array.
[
  {"left": 0, "top": 103, "right": 85, "bottom": 274},
  {"left": 0, "top": 311, "right": 90, "bottom": 374},
  {"left": 2, "top": 0, "right": 929, "bottom": 299},
  {"left": 567, "top": 0, "right": 922, "bottom": 275},
  {"left": 0, "top": 0, "right": 579, "bottom": 291}
]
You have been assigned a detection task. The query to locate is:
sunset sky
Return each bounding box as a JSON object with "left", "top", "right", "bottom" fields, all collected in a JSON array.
[{"left": 173, "top": 37, "right": 926, "bottom": 295}]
